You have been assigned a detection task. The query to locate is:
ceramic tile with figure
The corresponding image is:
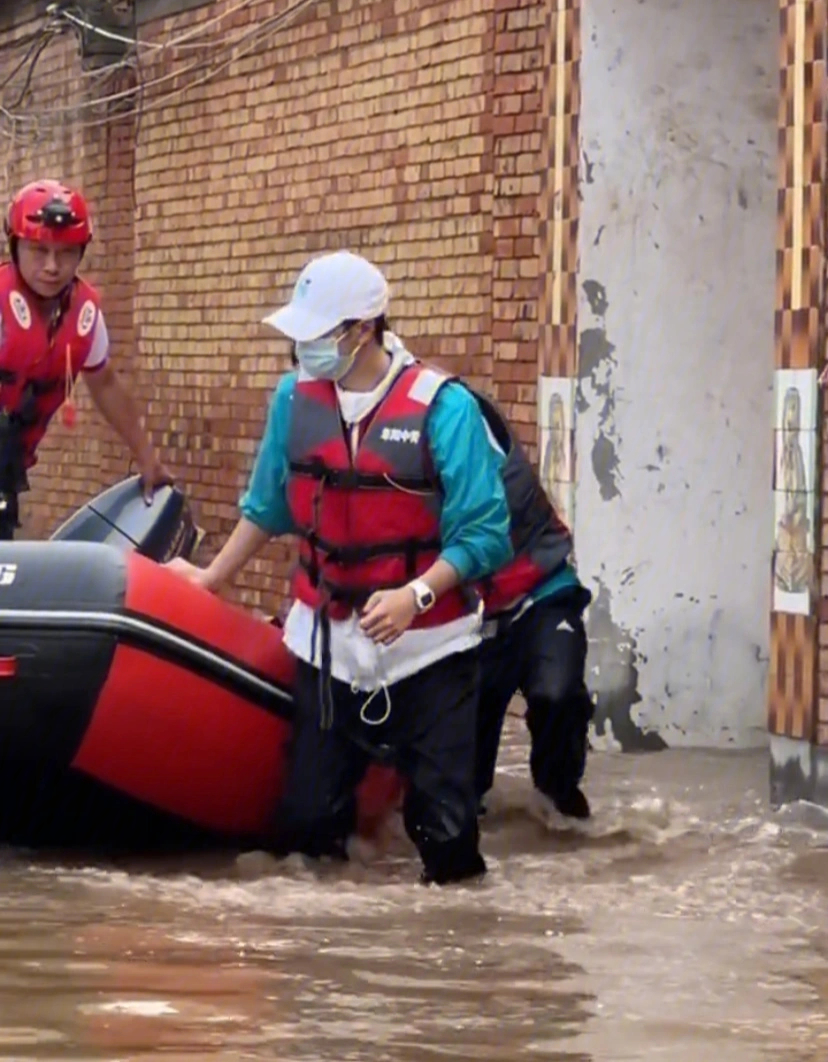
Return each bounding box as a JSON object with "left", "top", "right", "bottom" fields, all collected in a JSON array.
[
  {"left": 550, "top": 479, "right": 575, "bottom": 533},
  {"left": 538, "top": 376, "right": 575, "bottom": 514},
  {"left": 772, "top": 479, "right": 814, "bottom": 609},
  {"left": 772, "top": 546, "right": 813, "bottom": 614},
  {"left": 770, "top": 368, "right": 817, "bottom": 614},
  {"left": 773, "top": 368, "right": 818, "bottom": 433},
  {"left": 774, "top": 422, "right": 816, "bottom": 496}
]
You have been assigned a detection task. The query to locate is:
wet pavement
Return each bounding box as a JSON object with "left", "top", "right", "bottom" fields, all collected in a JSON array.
[{"left": 1, "top": 717, "right": 828, "bottom": 1060}]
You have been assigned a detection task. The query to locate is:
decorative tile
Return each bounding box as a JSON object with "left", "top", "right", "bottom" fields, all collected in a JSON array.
[
  {"left": 540, "top": 425, "right": 575, "bottom": 486},
  {"left": 773, "top": 550, "right": 813, "bottom": 615},
  {"left": 547, "top": 478, "right": 575, "bottom": 532},
  {"left": 773, "top": 367, "right": 818, "bottom": 432},
  {"left": 773, "top": 487, "right": 816, "bottom": 561},
  {"left": 773, "top": 427, "right": 817, "bottom": 495},
  {"left": 538, "top": 375, "right": 576, "bottom": 429},
  {"left": 538, "top": 374, "right": 575, "bottom": 483}
]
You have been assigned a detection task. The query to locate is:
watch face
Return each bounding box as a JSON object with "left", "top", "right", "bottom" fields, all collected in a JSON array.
[{"left": 412, "top": 582, "right": 434, "bottom": 611}]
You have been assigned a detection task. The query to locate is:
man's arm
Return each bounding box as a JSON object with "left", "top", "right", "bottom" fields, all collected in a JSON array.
[
  {"left": 196, "top": 516, "right": 273, "bottom": 592},
  {"left": 168, "top": 374, "right": 298, "bottom": 590},
  {"left": 84, "top": 362, "right": 157, "bottom": 470},
  {"left": 237, "top": 373, "right": 298, "bottom": 539},
  {"left": 81, "top": 312, "right": 171, "bottom": 500}
]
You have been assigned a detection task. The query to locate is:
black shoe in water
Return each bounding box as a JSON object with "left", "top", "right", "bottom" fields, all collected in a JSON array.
[
  {"left": 420, "top": 851, "right": 487, "bottom": 887},
  {"left": 551, "top": 786, "right": 591, "bottom": 820}
]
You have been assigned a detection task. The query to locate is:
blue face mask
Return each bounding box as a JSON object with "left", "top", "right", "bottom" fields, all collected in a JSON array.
[
  {"left": 294, "top": 336, "right": 354, "bottom": 381},
  {"left": 296, "top": 324, "right": 370, "bottom": 382}
]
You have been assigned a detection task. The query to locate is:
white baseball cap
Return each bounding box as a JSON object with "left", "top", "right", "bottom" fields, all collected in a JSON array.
[{"left": 262, "top": 251, "right": 390, "bottom": 342}]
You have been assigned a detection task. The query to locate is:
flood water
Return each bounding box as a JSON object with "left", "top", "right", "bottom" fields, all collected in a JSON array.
[{"left": 2, "top": 717, "right": 828, "bottom": 1061}]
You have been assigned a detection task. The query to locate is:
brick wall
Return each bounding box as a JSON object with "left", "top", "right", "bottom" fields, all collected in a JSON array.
[{"left": 0, "top": 0, "right": 550, "bottom": 615}]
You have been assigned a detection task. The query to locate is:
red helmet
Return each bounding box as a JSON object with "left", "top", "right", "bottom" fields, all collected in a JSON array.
[{"left": 5, "top": 179, "right": 92, "bottom": 247}]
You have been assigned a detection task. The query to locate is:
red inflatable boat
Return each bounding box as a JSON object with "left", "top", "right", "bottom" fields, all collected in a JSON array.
[{"left": 0, "top": 478, "right": 402, "bottom": 852}]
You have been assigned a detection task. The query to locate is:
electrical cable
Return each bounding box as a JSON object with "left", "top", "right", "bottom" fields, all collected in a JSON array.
[{"left": 1, "top": 0, "right": 322, "bottom": 135}]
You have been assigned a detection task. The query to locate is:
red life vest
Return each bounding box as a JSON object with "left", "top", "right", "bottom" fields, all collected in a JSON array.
[
  {"left": 286, "top": 362, "right": 479, "bottom": 627},
  {"left": 0, "top": 263, "right": 100, "bottom": 468},
  {"left": 471, "top": 390, "right": 573, "bottom": 617}
]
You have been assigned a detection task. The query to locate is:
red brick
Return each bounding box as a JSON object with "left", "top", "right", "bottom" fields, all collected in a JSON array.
[
  {"left": 514, "top": 113, "right": 539, "bottom": 134},
  {"left": 515, "top": 236, "right": 537, "bottom": 257}
]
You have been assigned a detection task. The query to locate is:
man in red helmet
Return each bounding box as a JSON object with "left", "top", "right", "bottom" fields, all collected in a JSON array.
[{"left": 0, "top": 178, "right": 172, "bottom": 538}]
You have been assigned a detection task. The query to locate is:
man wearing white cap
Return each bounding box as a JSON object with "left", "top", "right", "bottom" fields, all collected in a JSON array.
[{"left": 167, "top": 250, "right": 513, "bottom": 886}]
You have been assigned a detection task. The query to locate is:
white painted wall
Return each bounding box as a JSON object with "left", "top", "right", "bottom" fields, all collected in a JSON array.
[{"left": 577, "top": 0, "right": 777, "bottom": 748}]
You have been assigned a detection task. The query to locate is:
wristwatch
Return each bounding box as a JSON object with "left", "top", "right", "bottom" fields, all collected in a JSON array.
[{"left": 409, "top": 578, "right": 436, "bottom": 614}]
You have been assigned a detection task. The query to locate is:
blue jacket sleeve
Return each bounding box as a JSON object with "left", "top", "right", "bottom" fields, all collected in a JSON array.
[
  {"left": 238, "top": 373, "right": 297, "bottom": 536},
  {"left": 425, "top": 381, "right": 513, "bottom": 581}
]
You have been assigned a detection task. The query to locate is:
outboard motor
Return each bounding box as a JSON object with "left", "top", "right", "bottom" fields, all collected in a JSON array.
[{"left": 50, "top": 475, "right": 202, "bottom": 562}]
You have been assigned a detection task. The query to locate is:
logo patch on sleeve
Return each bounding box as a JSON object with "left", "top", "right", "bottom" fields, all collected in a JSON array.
[
  {"left": 9, "top": 291, "right": 31, "bottom": 330},
  {"left": 77, "top": 300, "right": 96, "bottom": 337}
]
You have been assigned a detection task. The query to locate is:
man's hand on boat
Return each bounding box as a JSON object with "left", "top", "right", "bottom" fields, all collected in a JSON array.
[
  {"left": 164, "top": 518, "right": 269, "bottom": 593},
  {"left": 165, "top": 557, "right": 213, "bottom": 589},
  {"left": 137, "top": 451, "right": 175, "bottom": 505}
]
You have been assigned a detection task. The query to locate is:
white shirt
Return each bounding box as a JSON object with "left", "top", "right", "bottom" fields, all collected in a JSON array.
[
  {"left": 282, "top": 341, "right": 482, "bottom": 692},
  {"left": 83, "top": 313, "right": 110, "bottom": 370}
]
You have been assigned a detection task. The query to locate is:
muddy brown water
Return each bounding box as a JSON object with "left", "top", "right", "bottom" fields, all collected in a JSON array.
[{"left": 1, "top": 717, "right": 828, "bottom": 1060}]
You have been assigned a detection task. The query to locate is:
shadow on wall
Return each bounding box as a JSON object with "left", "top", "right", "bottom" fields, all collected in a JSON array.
[{"left": 586, "top": 580, "right": 666, "bottom": 753}]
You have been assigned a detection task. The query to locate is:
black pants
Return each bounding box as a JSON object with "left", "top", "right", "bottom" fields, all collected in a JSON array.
[
  {"left": 0, "top": 492, "right": 18, "bottom": 540},
  {"left": 475, "top": 591, "right": 594, "bottom": 804},
  {"left": 276, "top": 649, "right": 486, "bottom": 885}
]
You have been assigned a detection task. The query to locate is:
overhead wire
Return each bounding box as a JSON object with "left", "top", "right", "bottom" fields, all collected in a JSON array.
[
  {"left": 54, "top": 0, "right": 258, "bottom": 52},
  {"left": 2, "top": 0, "right": 262, "bottom": 120},
  {"left": 1, "top": 0, "right": 322, "bottom": 136},
  {"left": 0, "top": 17, "right": 67, "bottom": 147},
  {"left": 3, "top": 33, "right": 59, "bottom": 111},
  {"left": 0, "top": 13, "right": 135, "bottom": 150},
  {"left": 0, "top": 10, "right": 69, "bottom": 99},
  {"left": 0, "top": 27, "right": 45, "bottom": 56},
  {"left": 0, "top": 28, "right": 53, "bottom": 95},
  {"left": 0, "top": 0, "right": 192, "bottom": 128}
]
